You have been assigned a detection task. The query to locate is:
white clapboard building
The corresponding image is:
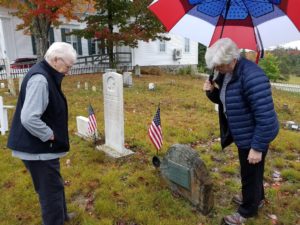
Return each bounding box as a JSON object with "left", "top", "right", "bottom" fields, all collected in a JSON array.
[{"left": 0, "top": 6, "right": 198, "bottom": 70}]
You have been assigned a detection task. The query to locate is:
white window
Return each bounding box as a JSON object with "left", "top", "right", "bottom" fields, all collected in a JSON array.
[
  {"left": 62, "top": 28, "right": 82, "bottom": 55},
  {"left": 64, "top": 29, "right": 78, "bottom": 51},
  {"left": 184, "top": 38, "right": 190, "bottom": 53},
  {"left": 159, "top": 40, "right": 166, "bottom": 52},
  {"left": 90, "top": 38, "right": 107, "bottom": 55}
]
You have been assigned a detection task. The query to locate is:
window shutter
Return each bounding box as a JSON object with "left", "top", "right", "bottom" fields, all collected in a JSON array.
[
  {"left": 77, "top": 36, "right": 82, "bottom": 55},
  {"left": 49, "top": 27, "right": 55, "bottom": 44},
  {"left": 74, "top": 29, "right": 82, "bottom": 55},
  {"left": 88, "top": 39, "right": 92, "bottom": 55},
  {"left": 61, "top": 28, "right": 66, "bottom": 42},
  {"left": 31, "top": 36, "right": 37, "bottom": 55}
]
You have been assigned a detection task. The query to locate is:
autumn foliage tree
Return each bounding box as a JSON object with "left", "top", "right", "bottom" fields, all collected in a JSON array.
[
  {"left": 78, "top": 0, "right": 166, "bottom": 68},
  {"left": 0, "top": 0, "right": 92, "bottom": 60}
]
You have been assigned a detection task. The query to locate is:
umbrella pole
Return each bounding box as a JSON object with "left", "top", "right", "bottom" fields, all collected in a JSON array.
[
  {"left": 208, "top": 0, "right": 230, "bottom": 83},
  {"left": 220, "top": 0, "right": 231, "bottom": 38}
]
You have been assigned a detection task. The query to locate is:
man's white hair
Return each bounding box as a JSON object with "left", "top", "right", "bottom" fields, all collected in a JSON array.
[
  {"left": 205, "top": 38, "right": 240, "bottom": 69},
  {"left": 45, "top": 42, "right": 77, "bottom": 63}
]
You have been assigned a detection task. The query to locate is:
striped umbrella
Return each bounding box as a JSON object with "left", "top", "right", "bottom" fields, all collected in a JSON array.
[{"left": 149, "top": 0, "right": 300, "bottom": 57}]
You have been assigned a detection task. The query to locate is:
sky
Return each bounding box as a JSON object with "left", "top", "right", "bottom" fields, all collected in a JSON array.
[{"left": 281, "top": 40, "right": 300, "bottom": 49}]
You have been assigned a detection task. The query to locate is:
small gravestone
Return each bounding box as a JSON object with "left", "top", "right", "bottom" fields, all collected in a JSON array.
[
  {"left": 75, "top": 116, "right": 98, "bottom": 139},
  {"left": 75, "top": 116, "right": 90, "bottom": 138},
  {"left": 214, "top": 104, "right": 218, "bottom": 112},
  {"left": 148, "top": 83, "right": 155, "bottom": 91},
  {"left": 92, "top": 86, "right": 97, "bottom": 92},
  {"left": 85, "top": 82, "right": 89, "bottom": 90},
  {"left": 97, "top": 72, "right": 134, "bottom": 158},
  {"left": 123, "top": 72, "right": 133, "bottom": 87},
  {"left": 134, "top": 65, "right": 141, "bottom": 76},
  {"left": 77, "top": 82, "right": 81, "bottom": 89},
  {"left": 0, "top": 96, "right": 15, "bottom": 135},
  {"left": 159, "top": 144, "right": 214, "bottom": 215},
  {"left": 0, "top": 83, "right": 5, "bottom": 88}
]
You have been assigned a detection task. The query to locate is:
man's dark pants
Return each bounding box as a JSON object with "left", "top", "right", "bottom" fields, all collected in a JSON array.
[
  {"left": 237, "top": 148, "right": 267, "bottom": 218},
  {"left": 23, "top": 158, "right": 67, "bottom": 225}
]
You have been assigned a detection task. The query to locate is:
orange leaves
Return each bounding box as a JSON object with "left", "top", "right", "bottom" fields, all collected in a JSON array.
[{"left": 2, "top": 0, "right": 86, "bottom": 30}]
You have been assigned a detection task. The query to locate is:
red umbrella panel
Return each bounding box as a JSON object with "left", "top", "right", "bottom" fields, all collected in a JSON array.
[{"left": 149, "top": 0, "right": 300, "bottom": 52}]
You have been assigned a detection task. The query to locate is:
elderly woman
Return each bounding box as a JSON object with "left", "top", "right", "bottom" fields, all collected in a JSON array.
[
  {"left": 203, "top": 38, "right": 279, "bottom": 224},
  {"left": 8, "top": 42, "right": 77, "bottom": 225}
]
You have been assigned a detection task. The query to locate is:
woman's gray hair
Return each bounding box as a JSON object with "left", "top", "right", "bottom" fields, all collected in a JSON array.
[
  {"left": 44, "top": 42, "right": 77, "bottom": 63},
  {"left": 205, "top": 38, "right": 240, "bottom": 69}
]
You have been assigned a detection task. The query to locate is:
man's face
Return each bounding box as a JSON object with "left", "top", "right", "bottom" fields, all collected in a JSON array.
[{"left": 54, "top": 57, "right": 74, "bottom": 74}]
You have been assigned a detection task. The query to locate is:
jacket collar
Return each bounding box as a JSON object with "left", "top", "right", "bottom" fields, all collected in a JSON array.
[
  {"left": 40, "top": 59, "right": 65, "bottom": 86},
  {"left": 230, "top": 57, "right": 247, "bottom": 82}
]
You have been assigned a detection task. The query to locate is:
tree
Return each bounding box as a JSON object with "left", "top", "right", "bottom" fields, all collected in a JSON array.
[
  {"left": 259, "top": 53, "right": 281, "bottom": 82},
  {"left": 0, "top": 0, "right": 92, "bottom": 60},
  {"left": 77, "top": 0, "right": 166, "bottom": 68},
  {"left": 198, "top": 43, "right": 207, "bottom": 72}
]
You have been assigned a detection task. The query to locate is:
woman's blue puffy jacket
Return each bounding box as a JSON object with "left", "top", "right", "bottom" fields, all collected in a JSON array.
[{"left": 207, "top": 57, "right": 279, "bottom": 152}]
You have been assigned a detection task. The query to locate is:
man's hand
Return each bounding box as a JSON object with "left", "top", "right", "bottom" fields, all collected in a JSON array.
[
  {"left": 203, "top": 79, "right": 214, "bottom": 92},
  {"left": 49, "top": 135, "right": 54, "bottom": 141},
  {"left": 248, "top": 148, "right": 262, "bottom": 164}
]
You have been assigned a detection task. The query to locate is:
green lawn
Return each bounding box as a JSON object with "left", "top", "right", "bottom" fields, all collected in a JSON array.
[
  {"left": 0, "top": 73, "right": 299, "bottom": 225},
  {"left": 286, "top": 75, "right": 300, "bottom": 84}
]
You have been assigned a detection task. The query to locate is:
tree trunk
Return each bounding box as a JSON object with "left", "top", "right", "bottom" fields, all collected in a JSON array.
[
  {"left": 33, "top": 16, "right": 51, "bottom": 61},
  {"left": 107, "top": 0, "right": 115, "bottom": 68},
  {"left": 35, "top": 35, "right": 49, "bottom": 61}
]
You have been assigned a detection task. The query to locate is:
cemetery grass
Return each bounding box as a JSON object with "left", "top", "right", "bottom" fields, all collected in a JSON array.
[
  {"left": 0, "top": 73, "right": 300, "bottom": 225},
  {"left": 286, "top": 75, "right": 300, "bottom": 85}
]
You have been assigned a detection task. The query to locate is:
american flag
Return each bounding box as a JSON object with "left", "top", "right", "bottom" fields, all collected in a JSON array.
[
  {"left": 148, "top": 106, "right": 163, "bottom": 150},
  {"left": 88, "top": 104, "right": 97, "bottom": 134}
]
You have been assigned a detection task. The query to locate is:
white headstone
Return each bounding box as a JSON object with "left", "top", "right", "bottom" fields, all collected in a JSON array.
[
  {"left": 148, "top": 83, "right": 155, "bottom": 91},
  {"left": 134, "top": 65, "right": 141, "bottom": 76},
  {"left": 0, "top": 83, "right": 4, "bottom": 88},
  {"left": 123, "top": 72, "right": 133, "bottom": 87},
  {"left": 0, "top": 96, "right": 14, "bottom": 135},
  {"left": 77, "top": 82, "right": 81, "bottom": 89},
  {"left": 97, "top": 72, "right": 134, "bottom": 158},
  {"left": 92, "top": 86, "right": 97, "bottom": 92},
  {"left": 215, "top": 104, "right": 218, "bottom": 112},
  {"left": 84, "top": 82, "right": 89, "bottom": 90},
  {"left": 0, "top": 96, "right": 4, "bottom": 135},
  {"left": 76, "top": 116, "right": 90, "bottom": 138}
]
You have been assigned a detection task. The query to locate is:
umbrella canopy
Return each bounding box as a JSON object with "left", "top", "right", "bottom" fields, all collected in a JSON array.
[{"left": 149, "top": 0, "right": 300, "bottom": 52}]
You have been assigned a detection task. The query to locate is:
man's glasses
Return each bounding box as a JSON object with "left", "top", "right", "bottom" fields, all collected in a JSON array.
[{"left": 59, "top": 58, "right": 73, "bottom": 70}]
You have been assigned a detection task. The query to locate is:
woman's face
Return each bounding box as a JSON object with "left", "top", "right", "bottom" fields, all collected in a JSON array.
[{"left": 215, "top": 59, "right": 237, "bottom": 74}]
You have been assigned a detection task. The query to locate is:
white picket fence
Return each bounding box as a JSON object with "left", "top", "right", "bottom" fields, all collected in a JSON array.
[{"left": 271, "top": 83, "right": 300, "bottom": 93}]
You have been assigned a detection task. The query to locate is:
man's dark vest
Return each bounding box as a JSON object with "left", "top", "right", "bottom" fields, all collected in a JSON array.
[{"left": 7, "top": 60, "right": 69, "bottom": 153}]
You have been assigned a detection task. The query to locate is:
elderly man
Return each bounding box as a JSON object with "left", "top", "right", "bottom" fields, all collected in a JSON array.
[
  {"left": 7, "top": 42, "right": 77, "bottom": 225},
  {"left": 203, "top": 38, "right": 279, "bottom": 224}
]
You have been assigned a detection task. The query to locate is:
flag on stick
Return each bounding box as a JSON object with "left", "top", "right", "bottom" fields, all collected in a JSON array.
[
  {"left": 88, "top": 104, "right": 97, "bottom": 135},
  {"left": 148, "top": 106, "right": 163, "bottom": 151}
]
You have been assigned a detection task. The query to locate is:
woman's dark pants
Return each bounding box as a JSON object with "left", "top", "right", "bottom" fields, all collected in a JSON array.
[{"left": 237, "top": 148, "right": 267, "bottom": 218}]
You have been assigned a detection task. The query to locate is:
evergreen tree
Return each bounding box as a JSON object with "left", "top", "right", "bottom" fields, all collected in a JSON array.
[
  {"left": 259, "top": 53, "right": 281, "bottom": 82},
  {"left": 198, "top": 43, "right": 207, "bottom": 72}
]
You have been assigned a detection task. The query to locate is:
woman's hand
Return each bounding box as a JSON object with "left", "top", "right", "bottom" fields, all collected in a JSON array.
[
  {"left": 203, "top": 79, "right": 214, "bottom": 92},
  {"left": 248, "top": 148, "right": 262, "bottom": 164}
]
